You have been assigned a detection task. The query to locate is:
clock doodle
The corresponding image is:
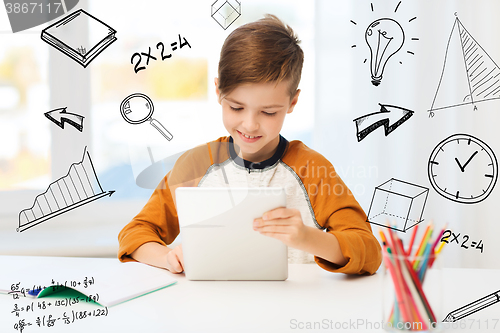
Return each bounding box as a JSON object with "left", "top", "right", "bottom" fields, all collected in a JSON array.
[{"left": 428, "top": 134, "right": 498, "bottom": 204}]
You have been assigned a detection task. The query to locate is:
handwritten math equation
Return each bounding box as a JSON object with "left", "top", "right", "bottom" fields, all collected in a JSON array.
[
  {"left": 131, "top": 34, "right": 191, "bottom": 73},
  {"left": 440, "top": 229, "right": 484, "bottom": 253},
  {"left": 13, "top": 308, "right": 109, "bottom": 332},
  {"left": 8, "top": 278, "right": 108, "bottom": 333},
  {"left": 9, "top": 277, "right": 95, "bottom": 300},
  {"left": 11, "top": 296, "right": 100, "bottom": 317}
]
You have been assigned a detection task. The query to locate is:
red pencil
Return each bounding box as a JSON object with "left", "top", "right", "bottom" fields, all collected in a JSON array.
[
  {"left": 387, "top": 229, "right": 416, "bottom": 323},
  {"left": 381, "top": 241, "right": 413, "bottom": 324},
  {"left": 394, "top": 237, "right": 437, "bottom": 324},
  {"left": 431, "top": 223, "right": 448, "bottom": 252},
  {"left": 392, "top": 230, "right": 430, "bottom": 329},
  {"left": 407, "top": 224, "right": 419, "bottom": 256}
]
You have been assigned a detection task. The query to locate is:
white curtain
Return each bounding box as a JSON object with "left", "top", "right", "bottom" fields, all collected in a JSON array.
[{"left": 314, "top": 0, "right": 500, "bottom": 269}]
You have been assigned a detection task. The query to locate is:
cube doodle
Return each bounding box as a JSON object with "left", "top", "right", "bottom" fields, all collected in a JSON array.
[
  {"left": 211, "top": 0, "right": 241, "bottom": 30},
  {"left": 366, "top": 178, "right": 428, "bottom": 232}
]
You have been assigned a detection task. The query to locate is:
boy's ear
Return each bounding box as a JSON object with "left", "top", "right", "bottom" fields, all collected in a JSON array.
[
  {"left": 214, "top": 77, "right": 221, "bottom": 105},
  {"left": 287, "top": 89, "right": 301, "bottom": 114}
]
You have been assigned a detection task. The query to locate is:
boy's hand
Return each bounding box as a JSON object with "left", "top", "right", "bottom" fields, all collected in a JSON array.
[
  {"left": 253, "top": 208, "right": 308, "bottom": 248},
  {"left": 166, "top": 245, "right": 184, "bottom": 273}
]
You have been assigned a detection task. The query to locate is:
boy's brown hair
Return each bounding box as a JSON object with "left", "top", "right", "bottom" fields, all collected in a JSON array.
[{"left": 217, "top": 14, "right": 304, "bottom": 99}]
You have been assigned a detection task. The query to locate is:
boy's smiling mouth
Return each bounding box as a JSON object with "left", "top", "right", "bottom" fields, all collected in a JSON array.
[{"left": 237, "top": 130, "right": 262, "bottom": 142}]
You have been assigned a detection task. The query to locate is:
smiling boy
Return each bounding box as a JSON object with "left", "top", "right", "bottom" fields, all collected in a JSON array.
[{"left": 118, "top": 15, "right": 382, "bottom": 275}]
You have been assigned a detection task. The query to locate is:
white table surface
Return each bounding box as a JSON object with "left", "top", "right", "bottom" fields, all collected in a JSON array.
[{"left": 1, "top": 256, "right": 499, "bottom": 333}]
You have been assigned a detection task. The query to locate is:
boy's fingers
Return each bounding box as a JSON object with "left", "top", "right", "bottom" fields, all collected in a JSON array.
[
  {"left": 176, "top": 246, "right": 184, "bottom": 269},
  {"left": 254, "top": 218, "right": 290, "bottom": 228},
  {"left": 259, "top": 231, "right": 286, "bottom": 242},
  {"left": 170, "top": 257, "right": 183, "bottom": 273},
  {"left": 167, "top": 250, "right": 183, "bottom": 273},
  {"left": 173, "top": 250, "right": 184, "bottom": 272},
  {"left": 263, "top": 208, "right": 297, "bottom": 221},
  {"left": 257, "top": 225, "right": 289, "bottom": 234}
]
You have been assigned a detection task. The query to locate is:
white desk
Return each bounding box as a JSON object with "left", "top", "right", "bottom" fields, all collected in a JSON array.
[{"left": 1, "top": 256, "right": 499, "bottom": 333}]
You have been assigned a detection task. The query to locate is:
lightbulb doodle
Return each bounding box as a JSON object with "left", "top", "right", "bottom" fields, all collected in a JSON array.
[
  {"left": 428, "top": 14, "right": 500, "bottom": 117},
  {"left": 350, "top": 1, "right": 419, "bottom": 86}
]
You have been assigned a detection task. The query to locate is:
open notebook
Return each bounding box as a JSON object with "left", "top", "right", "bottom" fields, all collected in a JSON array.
[{"left": 1, "top": 258, "right": 176, "bottom": 307}]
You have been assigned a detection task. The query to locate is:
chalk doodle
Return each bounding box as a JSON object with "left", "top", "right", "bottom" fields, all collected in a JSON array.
[
  {"left": 44, "top": 107, "right": 84, "bottom": 132},
  {"left": 443, "top": 289, "right": 500, "bottom": 322},
  {"left": 353, "top": 103, "right": 414, "bottom": 142},
  {"left": 350, "top": 1, "right": 418, "bottom": 86},
  {"left": 429, "top": 15, "right": 500, "bottom": 116},
  {"left": 120, "top": 93, "right": 173, "bottom": 141},
  {"left": 130, "top": 35, "right": 191, "bottom": 74},
  {"left": 17, "top": 147, "right": 114, "bottom": 232},
  {"left": 428, "top": 134, "right": 498, "bottom": 204},
  {"left": 366, "top": 178, "right": 428, "bottom": 232},
  {"left": 41, "top": 9, "right": 117, "bottom": 68},
  {"left": 211, "top": 0, "right": 241, "bottom": 30},
  {"left": 440, "top": 229, "right": 484, "bottom": 253}
]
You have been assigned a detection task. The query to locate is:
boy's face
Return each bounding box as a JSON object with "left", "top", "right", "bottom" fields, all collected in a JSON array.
[{"left": 216, "top": 79, "right": 300, "bottom": 163}]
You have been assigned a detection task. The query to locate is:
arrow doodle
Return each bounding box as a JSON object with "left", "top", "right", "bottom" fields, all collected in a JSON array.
[
  {"left": 353, "top": 103, "right": 414, "bottom": 142},
  {"left": 45, "top": 107, "right": 85, "bottom": 132}
]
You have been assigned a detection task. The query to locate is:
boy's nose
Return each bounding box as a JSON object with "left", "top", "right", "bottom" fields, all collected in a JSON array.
[{"left": 242, "top": 113, "right": 259, "bottom": 132}]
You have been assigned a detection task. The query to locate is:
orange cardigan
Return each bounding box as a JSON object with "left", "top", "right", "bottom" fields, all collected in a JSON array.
[{"left": 118, "top": 136, "right": 382, "bottom": 275}]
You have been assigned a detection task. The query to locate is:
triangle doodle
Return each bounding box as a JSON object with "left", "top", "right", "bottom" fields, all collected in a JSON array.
[{"left": 429, "top": 18, "right": 500, "bottom": 114}]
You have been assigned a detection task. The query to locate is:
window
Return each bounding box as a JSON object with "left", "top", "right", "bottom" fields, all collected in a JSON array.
[{"left": 0, "top": 0, "right": 315, "bottom": 256}]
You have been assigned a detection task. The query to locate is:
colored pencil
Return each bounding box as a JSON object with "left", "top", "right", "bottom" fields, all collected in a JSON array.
[
  {"left": 412, "top": 223, "right": 434, "bottom": 269},
  {"left": 386, "top": 229, "right": 418, "bottom": 323},
  {"left": 407, "top": 224, "right": 419, "bottom": 256},
  {"left": 418, "top": 243, "right": 432, "bottom": 281},
  {"left": 431, "top": 223, "right": 448, "bottom": 252},
  {"left": 429, "top": 241, "right": 446, "bottom": 268},
  {"left": 394, "top": 234, "right": 430, "bottom": 329},
  {"left": 394, "top": 236, "right": 437, "bottom": 324},
  {"left": 381, "top": 241, "right": 413, "bottom": 324},
  {"left": 381, "top": 222, "right": 449, "bottom": 330},
  {"left": 435, "top": 240, "right": 446, "bottom": 254}
]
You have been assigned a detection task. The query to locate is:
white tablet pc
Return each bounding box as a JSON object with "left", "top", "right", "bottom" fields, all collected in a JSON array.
[{"left": 175, "top": 187, "right": 288, "bottom": 281}]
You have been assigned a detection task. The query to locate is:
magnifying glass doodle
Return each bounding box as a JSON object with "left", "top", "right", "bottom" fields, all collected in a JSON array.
[{"left": 120, "top": 93, "right": 173, "bottom": 141}]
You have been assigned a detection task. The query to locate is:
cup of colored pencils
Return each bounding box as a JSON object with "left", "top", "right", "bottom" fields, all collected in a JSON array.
[{"left": 380, "top": 221, "right": 447, "bottom": 332}]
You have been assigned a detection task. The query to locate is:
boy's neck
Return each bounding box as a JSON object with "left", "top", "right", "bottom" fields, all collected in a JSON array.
[
  {"left": 229, "top": 135, "right": 287, "bottom": 170},
  {"left": 235, "top": 135, "right": 280, "bottom": 163}
]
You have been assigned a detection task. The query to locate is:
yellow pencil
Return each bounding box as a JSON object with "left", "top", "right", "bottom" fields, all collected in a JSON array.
[
  {"left": 412, "top": 223, "right": 434, "bottom": 269},
  {"left": 435, "top": 240, "right": 446, "bottom": 255}
]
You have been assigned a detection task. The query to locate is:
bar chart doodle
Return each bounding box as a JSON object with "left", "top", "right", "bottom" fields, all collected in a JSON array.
[
  {"left": 17, "top": 147, "right": 114, "bottom": 232},
  {"left": 429, "top": 15, "right": 500, "bottom": 117}
]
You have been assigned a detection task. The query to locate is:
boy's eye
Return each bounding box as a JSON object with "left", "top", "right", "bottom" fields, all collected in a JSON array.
[
  {"left": 263, "top": 111, "right": 277, "bottom": 116},
  {"left": 230, "top": 106, "right": 243, "bottom": 111}
]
